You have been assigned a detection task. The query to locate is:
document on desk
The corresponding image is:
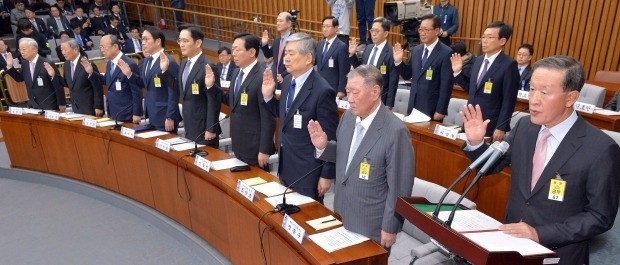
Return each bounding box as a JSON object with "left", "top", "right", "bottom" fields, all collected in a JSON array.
[
  {"left": 171, "top": 142, "right": 203, "bottom": 151},
  {"left": 241, "top": 177, "right": 267, "bottom": 186},
  {"left": 136, "top": 131, "right": 170, "bottom": 138},
  {"left": 594, "top": 109, "right": 620, "bottom": 116},
  {"left": 404, "top": 108, "right": 431, "bottom": 123},
  {"left": 252, "top": 181, "right": 291, "bottom": 197},
  {"left": 211, "top": 158, "right": 248, "bottom": 171},
  {"left": 22, "top": 108, "right": 42, "bottom": 114},
  {"left": 97, "top": 120, "right": 118, "bottom": 127},
  {"left": 265, "top": 192, "right": 315, "bottom": 208},
  {"left": 463, "top": 231, "right": 554, "bottom": 256},
  {"left": 60, "top": 112, "right": 86, "bottom": 119},
  {"left": 437, "top": 210, "right": 502, "bottom": 232},
  {"left": 306, "top": 215, "right": 342, "bottom": 230},
  {"left": 164, "top": 137, "right": 190, "bottom": 145},
  {"left": 308, "top": 226, "right": 369, "bottom": 253}
]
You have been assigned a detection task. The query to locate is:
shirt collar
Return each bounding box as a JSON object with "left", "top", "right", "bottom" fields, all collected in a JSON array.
[
  {"left": 111, "top": 51, "right": 123, "bottom": 65},
  {"left": 424, "top": 37, "right": 440, "bottom": 53},
  {"left": 325, "top": 35, "right": 337, "bottom": 45},
  {"left": 483, "top": 50, "right": 502, "bottom": 66},
  {"left": 355, "top": 102, "right": 382, "bottom": 129},
  {"left": 150, "top": 48, "right": 165, "bottom": 61},
  {"left": 281, "top": 31, "right": 291, "bottom": 40},
  {"left": 291, "top": 67, "right": 314, "bottom": 89},
  {"left": 31, "top": 54, "right": 39, "bottom": 65},
  {"left": 187, "top": 51, "right": 202, "bottom": 65},
  {"left": 71, "top": 55, "right": 81, "bottom": 66},
  {"left": 240, "top": 59, "right": 258, "bottom": 75},
  {"left": 374, "top": 40, "right": 387, "bottom": 51},
  {"left": 540, "top": 110, "right": 578, "bottom": 143}
]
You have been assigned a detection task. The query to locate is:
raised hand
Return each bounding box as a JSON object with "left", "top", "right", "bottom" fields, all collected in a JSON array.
[
  {"left": 204, "top": 64, "right": 215, "bottom": 88},
  {"left": 6, "top": 52, "right": 14, "bottom": 68},
  {"left": 459, "top": 104, "right": 490, "bottom": 146},
  {"left": 450, "top": 53, "right": 464, "bottom": 74},
  {"left": 348, "top": 38, "right": 357, "bottom": 56},
  {"left": 159, "top": 52, "right": 169, "bottom": 73},
  {"left": 43, "top": 61, "right": 55, "bottom": 77},
  {"left": 117, "top": 59, "right": 132, "bottom": 78},
  {"left": 80, "top": 57, "right": 93, "bottom": 75},
  {"left": 261, "top": 30, "right": 269, "bottom": 45},
  {"left": 261, "top": 68, "right": 276, "bottom": 99},
  {"left": 308, "top": 119, "right": 328, "bottom": 149},
  {"left": 393, "top": 42, "right": 404, "bottom": 64}
]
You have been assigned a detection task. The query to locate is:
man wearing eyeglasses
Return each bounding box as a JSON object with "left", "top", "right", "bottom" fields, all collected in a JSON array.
[
  {"left": 451, "top": 21, "right": 520, "bottom": 141},
  {"left": 393, "top": 14, "right": 453, "bottom": 120}
]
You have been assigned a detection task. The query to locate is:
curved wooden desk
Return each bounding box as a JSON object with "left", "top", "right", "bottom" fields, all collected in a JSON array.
[{"left": 0, "top": 112, "right": 387, "bottom": 265}]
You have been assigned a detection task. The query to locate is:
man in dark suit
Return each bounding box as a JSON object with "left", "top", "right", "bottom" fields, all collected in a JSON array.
[
  {"left": 110, "top": 4, "right": 128, "bottom": 32},
  {"left": 451, "top": 21, "right": 520, "bottom": 141},
  {"left": 206, "top": 33, "right": 275, "bottom": 168},
  {"left": 161, "top": 26, "right": 221, "bottom": 146},
  {"left": 604, "top": 91, "right": 620, "bottom": 112},
  {"left": 70, "top": 23, "right": 93, "bottom": 51},
  {"left": 54, "top": 0, "right": 73, "bottom": 16},
  {"left": 57, "top": 38, "right": 103, "bottom": 116},
  {"left": 129, "top": 27, "right": 181, "bottom": 132},
  {"left": 70, "top": 7, "right": 91, "bottom": 36},
  {"left": 16, "top": 18, "right": 51, "bottom": 58},
  {"left": 349, "top": 17, "right": 398, "bottom": 109},
  {"left": 216, "top": 46, "right": 237, "bottom": 84},
  {"left": 316, "top": 16, "right": 350, "bottom": 98},
  {"left": 0, "top": 39, "right": 19, "bottom": 71},
  {"left": 260, "top": 12, "right": 292, "bottom": 84},
  {"left": 261, "top": 32, "right": 339, "bottom": 200},
  {"left": 24, "top": 7, "right": 48, "bottom": 37},
  {"left": 90, "top": 6, "right": 108, "bottom": 36},
  {"left": 394, "top": 14, "right": 453, "bottom": 119},
  {"left": 89, "top": 0, "right": 108, "bottom": 17},
  {"left": 46, "top": 6, "right": 71, "bottom": 38},
  {"left": 105, "top": 16, "right": 128, "bottom": 50},
  {"left": 86, "top": 34, "right": 142, "bottom": 123},
  {"left": 0, "top": 0, "right": 13, "bottom": 36},
  {"left": 309, "top": 65, "right": 415, "bottom": 247},
  {"left": 5, "top": 37, "right": 66, "bottom": 111},
  {"left": 461, "top": 56, "right": 619, "bottom": 265},
  {"left": 125, "top": 26, "right": 143, "bottom": 54},
  {"left": 516, "top": 43, "right": 533, "bottom": 91}
]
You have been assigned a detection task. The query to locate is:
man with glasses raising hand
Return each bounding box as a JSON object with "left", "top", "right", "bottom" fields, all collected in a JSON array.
[{"left": 451, "top": 21, "right": 519, "bottom": 141}]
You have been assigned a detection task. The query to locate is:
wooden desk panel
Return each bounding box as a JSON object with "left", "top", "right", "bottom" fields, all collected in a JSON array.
[
  {"left": 37, "top": 125, "right": 84, "bottom": 181},
  {"left": 0, "top": 112, "right": 388, "bottom": 265}
]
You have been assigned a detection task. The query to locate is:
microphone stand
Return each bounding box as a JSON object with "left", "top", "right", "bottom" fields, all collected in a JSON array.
[
  {"left": 277, "top": 161, "right": 327, "bottom": 214},
  {"left": 189, "top": 115, "right": 229, "bottom": 157},
  {"left": 110, "top": 103, "right": 134, "bottom": 130},
  {"left": 32, "top": 92, "right": 56, "bottom": 115}
]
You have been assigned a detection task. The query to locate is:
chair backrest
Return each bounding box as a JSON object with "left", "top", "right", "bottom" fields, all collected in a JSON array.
[
  {"left": 602, "top": 129, "right": 620, "bottom": 146},
  {"left": 443, "top": 98, "right": 467, "bottom": 126},
  {"left": 594, "top": 71, "right": 620, "bottom": 85},
  {"left": 578, "top": 83, "right": 606, "bottom": 107},
  {"left": 90, "top": 36, "right": 103, "bottom": 52},
  {"left": 510, "top": 111, "right": 530, "bottom": 130},
  {"left": 3, "top": 74, "right": 29, "bottom": 103},
  {"left": 85, "top": 50, "right": 103, "bottom": 59},
  {"left": 392, "top": 88, "right": 410, "bottom": 115}
]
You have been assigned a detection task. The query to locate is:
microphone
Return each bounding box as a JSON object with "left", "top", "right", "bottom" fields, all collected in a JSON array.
[
  {"left": 445, "top": 141, "right": 510, "bottom": 227},
  {"left": 189, "top": 115, "right": 229, "bottom": 157},
  {"left": 277, "top": 161, "right": 327, "bottom": 214},
  {"left": 110, "top": 103, "right": 134, "bottom": 130},
  {"left": 432, "top": 141, "right": 500, "bottom": 218},
  {"left": 32, "top": 92, "right": 57, "bottom": 115},
  {"left": 493, "top": 105, "right": 529, "bottom": 133}
]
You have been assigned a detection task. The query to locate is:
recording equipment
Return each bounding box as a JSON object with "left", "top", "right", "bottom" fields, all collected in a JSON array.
[
  {"left": 277, "top": 161, "right": 327, "bottom": 214},
  {"left": 384, "top": 0, "right": 433, "bottom": 48},
  {"left": 189, "top": 115, "right": 230, "bottom": 157}
]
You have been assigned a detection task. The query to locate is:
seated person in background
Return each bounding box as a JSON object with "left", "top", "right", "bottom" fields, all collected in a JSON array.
[
  {"left": 105, "top": 16, "right": 128, "bottom": 43},
  {"left": 16, "top": 18, "right": 51, "bottom": 58},
  {"left": 89, "top": 0, "right": 109, "bottom": 17},
  {"left": 24, "top": 7, "right": 49, "bottom": 37},
  {"left": 54, "top": 0, "right": 74, "bottom": 16},
  {"left": 216, "top": 46, "right": 237, "bottom": 83},
  {"left": 31, "top": 0, "right": 51, "bottom": 16},
  {"left": 109, "top": 4, "right": 128, "bottom": 32},
  {"left": 516, "top": 43, "right": 534, "bottom": 91},
  {"left": 10, "top": 1, "right": 26, "bottom": 27},
  {"left": 0, "top": 39, "right": 20, "bottom": 70},
  {"left": 125, "top": 26, "right": 143, "bottom": 54},
  {"left": 70, "top": 7, "right": 91, "bottom": 36},
  {"left": 604, "top": 91, "right": 620, "bottom": 112},
  {"left": 46, "top": 6, "right": 72, "bottom": 38},
  {"left": 90, "top": 6, "right": 108, "bottom": 36},
  {"left": 450, "top": 41, "right": 473, "bottom": 87},
  {"left": 70, "top": 22, "right": 93, "bottom": 51},
  {"left": 55, "top": 31, "right": 72, "bottom": 62}
]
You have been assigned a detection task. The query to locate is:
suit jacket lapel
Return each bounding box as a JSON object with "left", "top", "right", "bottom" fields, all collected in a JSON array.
[
  {"left": 185, "top": 55, "right": 204, "bottom": 90},
  {"left": 71, "top": 57, "right": 84, "bottom": 87},
  {"left": 477, "top": 53, "right": 505, "bottom": 92},
  {"left": 283, "top": 72, "right": 314, "bottom": 126},
  {"left": 229, "top": 68, "right": 242, "bottom": 112},
  {"left": 530, "top": 117, "right": 585, "bottom": 196},
  {"left": 344, "top": 105, "right": 386, "bottom": 181},
  {"left": 418, "top": 46, "right": 441, "bottom": 79},
  {"left": 322, "top": 40, "right": 338, "bottom": 68},
  {"left": 521, "top": 122, "right": 541, "bottom": 198},
  {"left": 376, "top": 47, "right": 389, "bottom": 67}
]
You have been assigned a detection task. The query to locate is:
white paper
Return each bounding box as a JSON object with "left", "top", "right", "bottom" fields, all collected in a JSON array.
[
  {"left": 22, "top": 108, "right": 42, "bottom": 114},
  {"left": 437, "top": 210, "right": 502, "bottom": 232},
  {"left": 404, "top": 108, "right": 431, "bottom": 123},
  {"left": 594, "top": 109, "right": 620, "bottom": 116},
  {"left": 308, "top": 226, "right": 369, "bottom": 253},
  {"left": 59, "top": 112, "right": 85, "bottom": 119},
  {"left": 171, "top": 142, "right": 204, "bottom": 151},
  {"left": 463, "top": 231, "right": 554, "bottom": 256},
  {"left": 264, "top": 192, "right": 315, "bottom": 207},
  {"left": 136, "top": 131, "right": 170, "bottom": 138},
  {"left": 211, "top": 158, "right": 248, "bottom": 171},
  {"left": 164, "top": 137, "right": 190, "bottom": 145},
  {"left": 252, "top": 181, "right": 291, "bottom": 197},
  {"left": 97, "top": 120, "right": 118, "bottom": 127},
  {"left": 306, "top": 215, "right": 342, "bottom": 230},
  {"left": 392, "top": 112, "right": 406, "bottom": 121}
]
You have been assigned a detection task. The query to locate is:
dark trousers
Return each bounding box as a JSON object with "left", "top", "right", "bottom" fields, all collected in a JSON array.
[
  {"left": 439, "top": 36, "right": 451, "bottom": 46},
  {"left": 355, "top": 0, "right": 375, "bottom": 44},
  {"left": 337, "top": 34, "right": 350, "bottom": 46}
]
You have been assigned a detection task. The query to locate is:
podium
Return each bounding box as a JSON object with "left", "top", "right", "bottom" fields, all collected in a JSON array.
[{"left": 396, "top": 197, "right": 555, "bottom": 265}]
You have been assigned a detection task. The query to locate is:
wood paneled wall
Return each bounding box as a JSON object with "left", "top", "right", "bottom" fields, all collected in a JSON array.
[{"left": 145, "top": 0, "right": 620, "bottom": 79}]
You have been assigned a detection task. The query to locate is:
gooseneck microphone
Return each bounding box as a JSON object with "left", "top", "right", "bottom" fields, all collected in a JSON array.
[
  {"left": 110, "top": 104, "right": 134, "bottom": 130},
  {"left": 189, "top": 115, "right": 229, "bottom": 157},
  {"left": 32, "top": 92, "right": 57, "bottom": 115},
  {"left": 277, "top": 161, "right": 327, "bottom": 215}
]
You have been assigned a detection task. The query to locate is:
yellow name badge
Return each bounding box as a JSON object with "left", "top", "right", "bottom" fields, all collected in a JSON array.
[
  {"left": 426, "top": 68, "right": 433, "bottom": 80},
  {"left": 380, "top": 64, "right": 387, "bottom": 75},
  {"left": 483, "top": 80, "right": 493, "bottom": 94},
  {"left": 154, "top": 76, "right": 161, "bottom": 88},
  {"left": 191, "top": 82, "right": 199, "bottom": 94},
  {"left": 359, "top": 158, "right": 370, "bottom": 180},
  {"left": 240, "top": 92, "right": 248, "bottom": 106},
  {"left": 548, "top": 174, "right": 566, "bottom": 202}
]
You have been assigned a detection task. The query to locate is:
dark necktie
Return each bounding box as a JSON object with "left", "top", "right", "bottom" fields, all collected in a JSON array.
[
  {"left": 322, "top": 41, "right": 330, "bottom": 65},
  {"left": 182, "top": 60, "right": 191, "bottom": 89},
  {"left": 368, "top": 46, "right": 378, "bottom": 66},
  {"left": 145, "top": 56, "right": 152, "bottom": 75},
  {"left": 233, "top": 70, "right": 244, "bottom": 105},
  {"left": 476, "top": 59, "right": 490, "bottom": 87},
  {"left": 421, "top": 48, "right": 429, "bottom": 70},
  {"left": 286, "top": 79, "right": 296, "bottom": 113}
]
